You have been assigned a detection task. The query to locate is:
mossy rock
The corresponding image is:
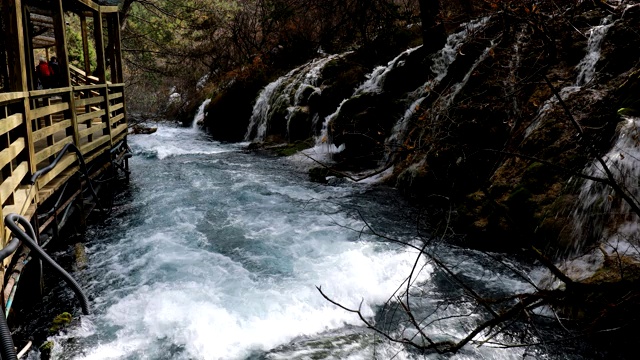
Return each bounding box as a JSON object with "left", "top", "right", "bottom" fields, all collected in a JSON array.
[
  {"left": 40, "top": 340, "right": 54, "bottom": 360},
  {"left": 308, "top": 166, "right": 344, "bottom": 183},
  {"left": 273, "top": 138, "right": 314, "bottom": 157},
  {"left": 309, "top": 167, "right": 329, "bottom": 183},
  {"left": 521, "top": 162, "right": 554, "bottom": 193},
  {"left": 50, "top": 312, "right": 72, "bottom": 333}
]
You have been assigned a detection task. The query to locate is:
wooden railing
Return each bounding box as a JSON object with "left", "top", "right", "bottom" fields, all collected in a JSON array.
[
  {"left": 0, "top": 92, "right": 34, "bottom": 220},
  {"left": 0, "top": 82, "right": 127, "bottom": 252}
]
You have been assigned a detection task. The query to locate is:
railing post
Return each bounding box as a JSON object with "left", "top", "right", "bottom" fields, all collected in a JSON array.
[
  {"left": 53, "top": 0, "right": 71, "bottom": 88},
  {"left": 80, "top": 14, "right": 92, "bottom": 85},
  {"left": 93, "top": 10, "right": 106, "bottom": 84}
]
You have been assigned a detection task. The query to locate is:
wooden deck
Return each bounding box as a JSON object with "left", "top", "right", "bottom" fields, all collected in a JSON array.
[{"left": 1, "top": 0, "right": 128, "bottom": 316}]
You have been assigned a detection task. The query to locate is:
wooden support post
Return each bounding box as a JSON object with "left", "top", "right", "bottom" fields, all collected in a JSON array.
[
  {"left": 112, "top": 13, "right": 124, "bottom": 84},
  {"left": 93, "top": 10, "right": 106, "bottom": 84},
  {"left": 4, "top": 0, "right": 28, "bottom": 92},
  {"left": 53, "top": 0, "right": 71, "bottom": 88},
  {"left": 22, "top": 6, "right": 35, "bottom": 91},
  {"left": 68, "top": 89, "right": 81, "bottom": 148},
  {"left": 80, "top": 14, "right": 91, "bottom": 85}
]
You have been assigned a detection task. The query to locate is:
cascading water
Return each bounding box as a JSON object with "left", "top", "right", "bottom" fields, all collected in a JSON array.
[
  {"left": 575, "top": 16, "right": 614, "bottom": 87},
  {"left": 524, "top": 16, "right": 613, "bottom": 138},
  {"left": 384, "top": 17, "right": 491, "bottom": 161},
  {"left": 192, "top": 99, "right": 211, "bottom": 130},
  {"left": 27, "top": 124, "right": 593, "bottom": 359},
  {"left": 572, "top": 116, "right": 640, "bottom": 254},
  {"left": 354, "top": 46, "right": 422, "bottom": 95},
  {"left": 244, "top": 54, "right": 345, "bottom": 142}
]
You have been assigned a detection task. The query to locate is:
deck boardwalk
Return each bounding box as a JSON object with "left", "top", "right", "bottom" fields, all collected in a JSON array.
[{"left": 1, "top": 0, "right": 129, "bottom": 322}]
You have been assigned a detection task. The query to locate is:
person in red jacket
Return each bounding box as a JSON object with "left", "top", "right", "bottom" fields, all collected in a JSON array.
[{"left": 35, "top": 58, "right": 53, "bottom": 89}]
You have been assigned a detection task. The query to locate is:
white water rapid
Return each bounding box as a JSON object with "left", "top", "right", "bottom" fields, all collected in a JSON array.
[{"left": 25, "top": 125, "right": 583, "bottom": 360}]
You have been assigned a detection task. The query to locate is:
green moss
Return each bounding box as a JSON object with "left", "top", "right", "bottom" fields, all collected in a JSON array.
[
  {"left": 274, "top": 139, "right": 314, "bottom": 156},
  {"left": 520, "top": 162, "right": 555, "bottom": 193},
  {"left": 49, "top": 312, "right": 72, "bottom": 333},
  {"left": 40, "top": 341, "right": 54, "bottom": 351},
  {"left": 618, "top": 108, "right": 638, "bottom": 116},
  {"left": 40, "top": 340, "right": 54, "bottom": 360}
]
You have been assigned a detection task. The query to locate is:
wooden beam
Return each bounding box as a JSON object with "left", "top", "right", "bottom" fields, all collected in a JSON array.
[
  {"left": 93, "top": 10, "right": 106, "bottom": 84},
  {"left": 3, "top": 0, "right": 28, "bottom": 92},
  {"left": 0, "top": 114, "right": 23, "bottom": 136},
  {"left": 80, "top": 14, "right": 91, "bottom": 83},
  {"left": 53, "top": 0, "right": 71, "bottom": 88},
  {"left": 0, "top": 92, "right": 27, "bottom": 104}
]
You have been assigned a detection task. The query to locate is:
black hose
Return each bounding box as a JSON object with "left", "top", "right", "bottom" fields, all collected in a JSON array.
[
  {"left": 0, "top": 240, "right": 20, "bottom": 360},
  {"left": 0, "top": 306, "right": 17, "bottom": 360},
  {"left": 0, "top": 238, "right": 19, "bottom": 262},
  {"left": 30, "top": 143, "right": 105, "bottom": 216},
  {"left": 4, "top": 214, "right": 90, "bottom": 315}
]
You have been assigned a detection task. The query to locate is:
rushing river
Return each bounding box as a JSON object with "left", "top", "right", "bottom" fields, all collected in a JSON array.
[{"left": 23, "top": 125, "right": 594, "bottom": 360}]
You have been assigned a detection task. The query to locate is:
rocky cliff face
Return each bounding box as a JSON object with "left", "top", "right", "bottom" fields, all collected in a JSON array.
[{"left": 203, "top": 1, "right": 640, "bottom": 252}]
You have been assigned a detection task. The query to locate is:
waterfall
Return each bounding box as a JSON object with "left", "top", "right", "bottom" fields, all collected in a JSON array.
[
  {"left": 308, "top": 101, "right": 346, "bottom": 156},
  {"left": 430, "top": 16, "right": 490, "bottom": 84},
  {"left": 354, "top": 46, "right": 422, "bottom": 95},
  {"left": 575, "top": 16, "right": 613, "bottom": 87},
  {"left": 524, "top": 17, "right": 613, "bottom": 138},
  {"left": 192, "top": 98, "right": 211, "bottom": 130},
  {"left": 244, "top": 53, "right": 345, "bottom": 142},
  {"left": 384, "top": 17, "right": 491, "bottom": 160},
  {"left": 572, "top": 116, "right": 640, "bottom": 254},
  {"left": 245, "top": 76, "right": 287, "bottom": 141}
]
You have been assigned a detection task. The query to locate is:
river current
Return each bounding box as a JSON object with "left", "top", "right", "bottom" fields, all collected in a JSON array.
[{"left": 24, "top": 125, "right": 592, "bottom": 360}]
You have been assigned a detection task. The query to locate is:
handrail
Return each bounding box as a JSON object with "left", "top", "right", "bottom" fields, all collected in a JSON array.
[
  {"left": 29, "top": 87, "right": 72, "bottom": 98},
  {"left": 0, "top": 92, "right": 27, "bottom": 105},
  {"left": 73, "top": 84, "right": 107, "bottom": 91}
]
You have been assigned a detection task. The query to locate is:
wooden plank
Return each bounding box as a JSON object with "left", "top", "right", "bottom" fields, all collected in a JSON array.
[
  {"left": 78, "top": 122, "right": 106, "bottom": 138},
  {"left": 0, "top": 92, "right": 27, "bottom": 104},
  {"left": 108, "top": 83, "right": 125, "bottom": 88},
  {"left": 38, "top": 168, "right": 78, "bottom": 204},
  {"left": 2, "top": 185, "right": 36, "bottom": 217},
  {"left": 36, "top": 154, "right": 76, "bottom": 191},
  {"left": 80, "top": 134, "right": 110, "bottom": 154},
  {"left": 0, "top": 114, "right": 23, "bottom": 136},
  {"left": 77, "top": 109, "right": 105, "bottom": 123},
  {"left": 76, "top": 96, "right": 105, "bottom": 107},
  {"left": 109, "top": 113, "right": 125, "bottom": 126},
  {"left": 29, "top": 87, "right": 72, "bottom": 98},
  {"left": 109, "top": 102, "right": 124, "bottom": 112},
  {"left": 0, "top": 162, "right": 28, "bottom": 205},
  {"left": 34, "top": 136, "right": 73, "bottom": 164},
  {"left": 101, "top": 6, "right": 119, "bottom": 13},
  {"left": 107, "top": 92, "right": 123, "bottom": 100},
  {"left": 29, "top": 102, "right": 70, "bottom": 120},
  {"left": 112, "top": 131, "right": 127, "bottom": 145},
  {"left": 0, "top": 138, "right": 26, "bottom": 170},
  {"left": 32, "top": 120, "right": 71, "bottom": 142},
  {"left": 112, "top": 123, "right": 128, "bottom": 137},
  {"left": 73, "top": 84, "right": 106, "bottom": 91},
  {"left": 76, "top": 0, "right": 99, "bottom": 12}
]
